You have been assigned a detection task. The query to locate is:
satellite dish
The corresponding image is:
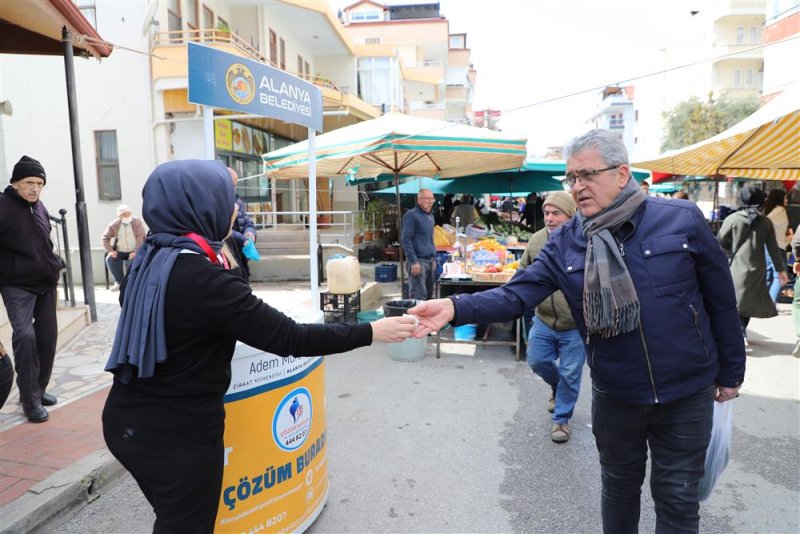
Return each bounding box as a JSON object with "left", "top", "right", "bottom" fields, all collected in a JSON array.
[
  {"left": 0, "top": 101, "right": 12, "bottom": 117},
  {"left": 142, "top": 0, "right": 159, "bottom": 36}
]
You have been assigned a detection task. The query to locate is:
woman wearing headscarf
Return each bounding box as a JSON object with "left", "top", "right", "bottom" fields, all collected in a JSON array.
[
  {"left": 717, "top": 185, "right": 788, "bottom": 340},
  {"left": 102, "top": 160, "right": 416, "bottom": 533}
]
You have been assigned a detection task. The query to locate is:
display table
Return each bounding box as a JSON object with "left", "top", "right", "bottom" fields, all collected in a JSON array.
[{"left": 435, "top": 278, "right": 522, "bottom": 361}]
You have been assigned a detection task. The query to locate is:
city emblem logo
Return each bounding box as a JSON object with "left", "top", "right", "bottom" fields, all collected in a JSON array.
[
  {"left": 273, "top": 387, "right": 313, "bottom": 451},
  {"left": 226, "top": 63, "right": 256, "bottom": 105}
]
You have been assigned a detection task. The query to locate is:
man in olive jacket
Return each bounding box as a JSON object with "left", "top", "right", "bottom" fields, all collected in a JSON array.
[
  {"left": 0, "top": 156, "right": 62, "bottom": 423},
  {"left": 519, "top": 191, "right": 583, "bottom": 443}
]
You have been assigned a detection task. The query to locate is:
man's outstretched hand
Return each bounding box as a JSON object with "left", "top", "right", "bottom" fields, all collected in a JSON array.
[{"left": 408, "top": 298, "right": 455, "bottom": 337}]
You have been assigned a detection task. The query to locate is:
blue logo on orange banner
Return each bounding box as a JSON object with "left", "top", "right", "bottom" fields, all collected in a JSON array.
[{"left": 273, "top": 387, "right": 312, "bottom": 451}]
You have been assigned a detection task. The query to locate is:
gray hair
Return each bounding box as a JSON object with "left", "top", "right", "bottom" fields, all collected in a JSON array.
[{"left": 562, "top": 129, "right": 629, "bottom": 166}]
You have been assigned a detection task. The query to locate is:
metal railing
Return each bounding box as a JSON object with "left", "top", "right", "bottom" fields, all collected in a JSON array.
[
  {"left": 250, "top": 210, "right": 360, "bottom": 246},
  {"left": 152, "top": 29, "right": 348, "bottom": 94},
  {"left": 48, "top": 209, "right": 76, "bottom": 307}
]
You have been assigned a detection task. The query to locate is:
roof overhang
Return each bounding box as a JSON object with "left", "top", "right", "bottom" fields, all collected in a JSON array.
[{"left": 0, "top": 0, "right": 112, "bottom": 58}]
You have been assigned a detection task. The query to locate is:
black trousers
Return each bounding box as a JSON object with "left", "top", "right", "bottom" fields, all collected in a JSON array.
[
  {"left": 104, "top": 424, "right": 224, "bottom": 534},
  {"left": 592, "top": 385, "right": 714, "bottom": 534},
  {"left": 0, "top": 286, "right": 57, "bottom": 410}
]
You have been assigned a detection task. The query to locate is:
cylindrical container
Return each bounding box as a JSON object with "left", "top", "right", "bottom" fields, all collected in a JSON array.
[
  {"left": 219, "top": 308, "right": 328, "bottom": 533},
  {"left": 383, "top": 299, "right": 420, "bottom": 318},
  {"left": 388, "top": 336, "right": 427, "bottom": 361},
  {"left": 453, "top": 324, "right": 477, "bottom": 340},
  {"left": 357, "top": 310, "right": 384, "bottom": 323},
  {"left": 326, "top": 255, "right": 361, "bottom": 294}
]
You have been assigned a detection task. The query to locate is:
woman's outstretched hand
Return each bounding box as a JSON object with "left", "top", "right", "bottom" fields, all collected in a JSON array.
[
  {"left": 371, "top": 315, "right": 419, "bottom": 343},
  {"left": 407, "top": 298, "right": 455, "bottom": 337}
]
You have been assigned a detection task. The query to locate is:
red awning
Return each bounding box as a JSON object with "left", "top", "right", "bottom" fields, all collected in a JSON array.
[{"left": 0, "top": 0, "right": 112, "bottom": 58}]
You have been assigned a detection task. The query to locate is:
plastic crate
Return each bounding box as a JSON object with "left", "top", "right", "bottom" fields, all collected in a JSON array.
[
  {"left": 382, "top": 246, "right": 399, "bottom": 261},
  {"left": 358, "top": 246, "right": 382, "bottom": 264},
  {"left": 320, "top": 290, "right": 361, "bottom": 324},
  {"left": 374, "top": 263, "right": 397, "bottom": 282}
]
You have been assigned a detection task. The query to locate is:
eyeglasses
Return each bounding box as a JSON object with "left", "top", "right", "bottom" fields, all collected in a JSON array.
[{"left": 562, "top": 166, "right": 619, "bottom": 191}]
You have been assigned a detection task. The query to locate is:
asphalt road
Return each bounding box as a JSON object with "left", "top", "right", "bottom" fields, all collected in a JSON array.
[{"left": 57, "top": 313, "right": 799, "bottom": 533}]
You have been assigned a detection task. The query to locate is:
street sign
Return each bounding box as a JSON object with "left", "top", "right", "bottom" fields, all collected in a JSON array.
[{"left": 188, "top": 42, "right": 322, "bottom": 132}]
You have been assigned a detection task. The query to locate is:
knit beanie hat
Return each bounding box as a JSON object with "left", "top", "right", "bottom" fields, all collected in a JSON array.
[
  {"left": 11, "top": 155, "right": 46, "bottom": 184},
  {"left": 117, "top": 204, "right": 132, "bottom": 216},
  {"left": 542, "top": 191, "right": 576, "bottom": 218}
]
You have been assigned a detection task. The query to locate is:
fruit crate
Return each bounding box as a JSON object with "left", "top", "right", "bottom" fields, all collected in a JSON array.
[
  {"left": 469, "top": 271, "right": 515, "bottom": 283},
  {"left": 320, "top": 290, "right": 361, "bottom": 324}
]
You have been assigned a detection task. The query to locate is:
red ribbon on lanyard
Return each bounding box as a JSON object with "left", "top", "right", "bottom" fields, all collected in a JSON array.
[{"left": 183, "top": 232, "right": 219, "bottom": 265}]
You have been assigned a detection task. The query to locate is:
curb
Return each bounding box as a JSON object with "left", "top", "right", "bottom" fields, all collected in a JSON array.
[{"left": 0, "top": 449, "right": 125, "bottom": 534}]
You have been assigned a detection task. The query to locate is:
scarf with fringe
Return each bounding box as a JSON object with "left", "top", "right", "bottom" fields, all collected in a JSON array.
[{"left": 578, "top": 177, "right": 646, "bottom": 338}]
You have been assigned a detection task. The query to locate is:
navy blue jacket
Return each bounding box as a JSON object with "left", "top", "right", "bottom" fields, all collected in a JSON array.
[
  {"left": 401, "top": 206, "right": 436, "bottom": 263},
  {"left": 452, "top": 197, "right": 745, "bottom": 404},
  {"left": 0, "top": 186, "right": 62, "bottom": 293}
]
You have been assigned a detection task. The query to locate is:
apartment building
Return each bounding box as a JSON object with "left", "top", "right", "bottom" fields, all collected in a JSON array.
[
  {"left": 632, "top": 0, "right": 767, "bottom": 159},
  {"left": 761, "top": 0, "right": 800, "bottom": 100},
  {"left": 0, "top": 0, "right": 380, "bottom": 282},
  {"left": 341, "top": 0, "right": 476, "bottom": 123},
  {"left": 590, "top": 86, "right": 636, "bottom": 157}
]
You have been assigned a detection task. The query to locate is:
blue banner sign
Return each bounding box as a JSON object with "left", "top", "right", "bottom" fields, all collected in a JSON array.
[{"left": 188, "top": 42, "right": 322, "bottom": 131}]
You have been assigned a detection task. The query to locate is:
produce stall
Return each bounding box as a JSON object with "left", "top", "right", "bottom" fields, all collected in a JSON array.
[{"left": 434, "top": 236, "right": 523, "bottom": 360}]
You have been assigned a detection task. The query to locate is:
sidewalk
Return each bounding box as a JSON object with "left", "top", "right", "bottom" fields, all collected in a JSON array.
[{"left": 0, "top": 273, "right": 794, "bottom": 531}]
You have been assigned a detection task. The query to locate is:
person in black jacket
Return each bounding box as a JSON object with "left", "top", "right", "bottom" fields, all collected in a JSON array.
[
  {"left": 102, "top": 160, "right": 417, "bottom": 534},
  {"left": 0, "top": 156, "right": 62, "bottom": 423}
]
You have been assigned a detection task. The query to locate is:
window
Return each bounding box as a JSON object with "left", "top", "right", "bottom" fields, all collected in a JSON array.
[
  {"left": 746, "top": 69, "right": 754, "bottom": 86},
  {"left": 95, "top": 131, "right": 121, "bottom": 201},
  {"left": 733, "top": 69, "right": 741, "bottom": 86},
  {"left": 280, "top": 38, "right": 286, "bottom": 70},
  {"left": 357, "top": 57, "right": 393, "bottom": 107},
  {"left": 186, "top": 0, "right": 198, "bottom": 29},
  {"left": 74, "top": 0, "right": 97, "bottom": 29},
  {"left": 297, "top": 55, "right": 304, "bottom": 77},
  {"left": 304, "top": 61, "right": 310, "bottom": 80},
  {"left": 736, "top": 26, "right": 744, "bottom": 43},
  {"left": 449, "top": 34, "right": 466, "bottom": 49},
  {"left": 269, "top": 30, "right": 277, "bottom": 66},
  {"left": 167, "top": 0, "right": 182, "bottom": 34},
  {"left": 350, "top": 10, "right": 381, "bottom": 22},
  {"left": 749, "top": 26, "right": 757, "bottom": 42},
  {"left": 202, "top": 6, "right": 214, "bottom": 38},
  {"left": 365, "top": 37, "right": 381, "bottom": 45}
]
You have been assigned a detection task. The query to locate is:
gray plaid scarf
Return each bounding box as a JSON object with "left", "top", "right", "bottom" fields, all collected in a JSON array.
[{"left": 578, "top": 178, "right": 646, "bottom": 338}]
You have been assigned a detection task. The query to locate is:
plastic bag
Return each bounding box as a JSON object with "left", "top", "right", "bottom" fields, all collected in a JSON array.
[
  {"left": 242, "top": 240, "right": 261, "bottom": 261},
  {"left": 699, "top": 400, "right": 734, "bottom": 501}
]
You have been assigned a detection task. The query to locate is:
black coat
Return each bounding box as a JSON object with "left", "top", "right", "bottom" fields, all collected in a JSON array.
[{"left": 0, "top": 186, "right": 62, "bottom": 292}]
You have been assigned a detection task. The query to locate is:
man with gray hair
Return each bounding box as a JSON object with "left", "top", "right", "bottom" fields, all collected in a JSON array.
[{"left": 410, "top": 129, "right": 745, "bottom": 532}]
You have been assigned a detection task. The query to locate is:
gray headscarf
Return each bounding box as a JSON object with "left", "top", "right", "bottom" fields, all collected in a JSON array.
[{"left": 577, "top": 177, "right": 646, "bottom": 338}]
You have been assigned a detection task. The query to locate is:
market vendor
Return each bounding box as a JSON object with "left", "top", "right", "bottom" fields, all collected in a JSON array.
[{"left": 401, "top": 188, "right": 437, "bottom": 300}]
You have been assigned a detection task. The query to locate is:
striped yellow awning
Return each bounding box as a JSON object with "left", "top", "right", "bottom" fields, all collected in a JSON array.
[{"left": 635, "top": 86, "right": 800, "bottom": 181}]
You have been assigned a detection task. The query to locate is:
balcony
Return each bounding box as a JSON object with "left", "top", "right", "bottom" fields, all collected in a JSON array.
[
  {"left": 710, "top": 0, "right": 767, "bottom": 21},
  {"left": 150, "top": 29, "right": 379, "bottom": 124},
  {"left": 152, "top": 29, "right": 268, "bottom": 82},
  {"left": 402, "top": 60, "right": 445, "bottom": 85},
  {"left": 712, "top": 39, "right": 764, "bottom": 60}
]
